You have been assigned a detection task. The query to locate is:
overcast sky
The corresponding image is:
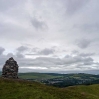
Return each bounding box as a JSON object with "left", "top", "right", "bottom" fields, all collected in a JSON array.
[{"left": 0, "top": 0, "right": 99, "bottom": 74}]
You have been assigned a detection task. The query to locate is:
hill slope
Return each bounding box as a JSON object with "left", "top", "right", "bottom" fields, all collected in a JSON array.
[{"left": 0, "top": 78, "right": 99, "bottom": 99}]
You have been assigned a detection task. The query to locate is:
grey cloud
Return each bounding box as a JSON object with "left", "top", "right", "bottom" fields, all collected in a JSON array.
[
  {"left": 0, "top": 54, "right": 14, "bottom": 67},
  {"left": 31, "top": 18, "right": 48, "bottom": 30},
  {"left": 72, "top": 50, "right": 79, "bottom": 54},
  {"left": 0, "top": 0, "right": 23, "bottom": 12},
  {"left": 38, "top": 48, "right": 55, "bottom": 55},
  {"left": 32, "top": 47, "right": 40, "bottom": 52},
  {"left": 0, "top": 47, "right": 5, "bottom": 55},
  {"left": 63, "top": 55, "right": 93, "bottom": 65},
  {"left": 71, "top": 50, "right": 95, "bottom": 57},
  {"left": 17, "top": 54, "right": 96, "bottom": 72},
  {"left": 79, "top": 53, "right": 95, "bottom": 57},
  {"left": 35, "top": 57, "right": 62, "bottom": 65},
  {"left": 26, "top": 53, "right": 37, "bottom": 56},
  {"left": 82, "top": 23, "right": 99, "bottom": 32},
  {"left": 0, "top": 51, "right": 98, "bottom": 73},
  {"left": 74, "top": 23, "right": 99, "bottom": 33},
  {"left": 16, "top": 54, "right": 94, "bottom": 68},
  {"left": 0, "top": 51, "right": 24, "bottom": 67},
  {"left": 65, "top": 0, "right": 89, "bottom": 15},
  {"left": 0, "top": 58, "right": 6, "bottom": 66},
  {"left": 16, "top": 46, "right": 28, "bottom": 58},
  {"left": 17, "top": 46, "right": 29, "bottom": 53},
  {"left": 76, "top": 39, "right": 91, "bottom": 49},
  {"left": 27, "top": 48, "right": 56, "bottom": 56},
  {"left": 83, "top": 61, "right": 94, "bottom": 65},
  {"left": 0, "top": 0, "right": 99, "bottom": 74},
  {"left": 0, "top": 52, "right": 24, "bottom": 69},
  {"left": 7, "top": 53, "right": 14, "bottom": 57},
  {"left": 16, "top": 52, "right": 24, "bottom": 58},
  {"left": 16, "top": 57, "right": 62, "bottom": 68}
]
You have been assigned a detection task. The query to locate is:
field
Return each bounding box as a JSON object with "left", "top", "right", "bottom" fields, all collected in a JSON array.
[
  {"left": 0, "top": 78, "right": 99, "bottom": 99},
  {"left": 18, "top": 73, "right": 63, "bottom": 80},
  {"left": 18, "top": 73, "right": 99, "bottom": 87},
  {"left": 18, "top": 72, "right": 99, "bottom": 80}
]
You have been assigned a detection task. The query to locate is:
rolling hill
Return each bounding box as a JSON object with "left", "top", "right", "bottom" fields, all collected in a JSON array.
[
  {"left": 18, "top": 72, "right": 99, "bottom": 87},
  {"left": 0, "top": 77, "right": 99, "bottom": 99},
  {"left": 1, "top": 72, "right": 99, "bottom": 87}
]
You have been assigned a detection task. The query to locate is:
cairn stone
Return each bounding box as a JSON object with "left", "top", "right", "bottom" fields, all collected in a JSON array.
[{"left": 2, "top": 57, "right": 18, "bottom": 79}]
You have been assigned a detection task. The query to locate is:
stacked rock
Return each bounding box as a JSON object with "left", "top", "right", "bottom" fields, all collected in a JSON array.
[{"left": 2, "top": 57, "right": 18, "bottom": 79}]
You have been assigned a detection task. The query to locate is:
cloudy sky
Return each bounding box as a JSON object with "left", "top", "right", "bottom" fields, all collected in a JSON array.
[{"left": 0, "top": 0, "right": 99, "bottom": 74}]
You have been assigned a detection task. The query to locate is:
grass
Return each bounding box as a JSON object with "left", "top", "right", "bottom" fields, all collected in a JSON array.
[{"left": 0, "top": 77, "right": 99, "bottom": 99}]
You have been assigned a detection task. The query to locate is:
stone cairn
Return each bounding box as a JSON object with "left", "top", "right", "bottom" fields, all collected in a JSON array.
[{"left": 2, "top": 57, "right": 18, "bottom": 79}]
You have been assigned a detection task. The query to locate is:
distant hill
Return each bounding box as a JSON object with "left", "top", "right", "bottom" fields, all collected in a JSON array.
[
  {"left": 18, "top": 72, "right": 99, "bottom": 80},
  {"left": 18, "top": 72, "right": 99, "bottom": 87},
  {"left": 18, "top": 72, "right": 63, "bottom": 80},
  {"left": 0, "top": 71, "right": 1, "bottom": 75},
  {"left": 1, "top": 72, "right": 99, "bottom": 87},
  {"left": 0, "top": 78, "right": 99, "bottom": 99}
]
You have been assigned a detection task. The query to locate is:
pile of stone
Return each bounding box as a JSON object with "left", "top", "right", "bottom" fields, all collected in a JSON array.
[{"left": 2, "top": 57, "right": 18, "bottom": 79}]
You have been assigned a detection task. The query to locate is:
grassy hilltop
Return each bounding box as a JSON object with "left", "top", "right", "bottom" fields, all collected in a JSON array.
[{"left": 0, "top": 78, "right": 99, "bottom": 99}]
